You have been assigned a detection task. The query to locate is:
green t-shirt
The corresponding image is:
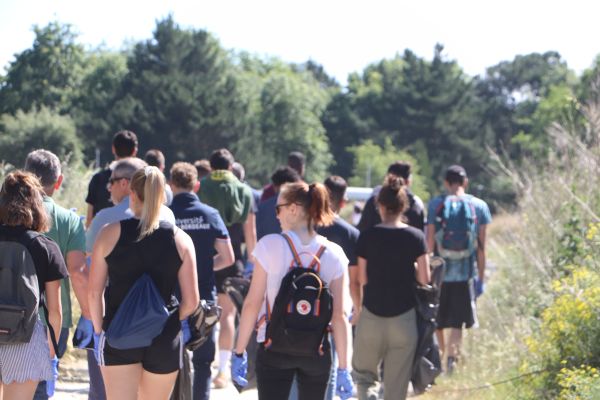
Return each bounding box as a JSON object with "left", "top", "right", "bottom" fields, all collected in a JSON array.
[
  {"left": 199, "top": 170, "right": 253, "bottom": 226},
  {"left": 41, "top": 196, "right": 86, "bottom": 328}
]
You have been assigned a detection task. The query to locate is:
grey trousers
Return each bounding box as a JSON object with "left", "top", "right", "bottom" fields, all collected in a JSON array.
[{"left": 352, "top": 307, "right": 417, "bottom": 400}]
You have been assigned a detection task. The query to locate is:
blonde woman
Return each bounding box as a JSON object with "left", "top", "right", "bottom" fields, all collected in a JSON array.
[{"left": 88, "top": 166, "right": 199, "bottom": 400}]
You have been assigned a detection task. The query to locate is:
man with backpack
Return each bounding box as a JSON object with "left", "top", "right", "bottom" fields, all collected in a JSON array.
[
  {"left": 169, "top": 162, "right": 235, "bottom": 400},
  {"left": 426, "top": 165, "right": 491, "bottom": 373},
  {"left": 24, "top": 149, "right": 88, "bottom": 399}
]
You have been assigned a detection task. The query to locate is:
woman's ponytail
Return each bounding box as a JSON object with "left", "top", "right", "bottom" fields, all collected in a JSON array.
[
  {"left": 280, "top": 182, "right": 334, "bottom": 231},
  {"left": 130, "top": 166, "right": 166, "bottom": 240}
]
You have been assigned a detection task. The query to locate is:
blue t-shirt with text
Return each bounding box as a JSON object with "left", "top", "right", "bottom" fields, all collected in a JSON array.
[{"left": 170, "top": 192, "right": 229, "bottom": 298}]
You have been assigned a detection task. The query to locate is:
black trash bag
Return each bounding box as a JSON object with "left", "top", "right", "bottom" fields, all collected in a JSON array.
[
  {"left": 411, "top": 256, "right": 445, "bottom": 395},
  {"left": 170, "top": 350, "right": 192, "bottom": 400},
  {"left": 223, "top": 277, "right": 258, "bottom": 392},
  {"left": 187, "top": 300, "right": 221, "bottom": 351}
]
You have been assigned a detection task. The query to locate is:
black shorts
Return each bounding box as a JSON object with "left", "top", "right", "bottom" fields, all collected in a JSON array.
[
  {"left": 215, "top": 260, "right": 244, "bottom": 294},
  {"left": 100, "top": 313, "right": 182, "bottom": 374},
  {"left": 437, "top": 281, "right": 477, "bottom": 329}
]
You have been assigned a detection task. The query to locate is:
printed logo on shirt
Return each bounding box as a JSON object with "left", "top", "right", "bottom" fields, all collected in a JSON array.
[
  {"left": 175, "top": 217, "right": 210, "bottom": 230},
  {"left": 296, "top": 300, "right": 312, "bottom": 315}
]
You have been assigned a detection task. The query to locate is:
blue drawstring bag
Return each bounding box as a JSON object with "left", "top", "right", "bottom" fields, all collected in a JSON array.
[{"left": 106, "top": 274, "right": 169, "bottom": 349}]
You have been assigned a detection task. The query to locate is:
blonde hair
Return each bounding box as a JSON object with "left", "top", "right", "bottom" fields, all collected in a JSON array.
[{"left": 129, "top": 166, "right": 165, "bottom": 240}]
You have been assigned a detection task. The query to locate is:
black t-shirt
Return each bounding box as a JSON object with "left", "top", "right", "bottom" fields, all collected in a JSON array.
[
  {"left": 356, "top": 225, "right": 427, "bottom": 317},
  {"left": 317, "top": 216, "right": 359, "bottom": 266},
  {"left": 85, "top": 168, "right": 113, "bottom": 217},
  {"left": 103, "top": 219, "right": 182, "bottom": 329},
  {"left": 357, "top": 189, "right": 425, "bottom": 233},
  {"left": 0, "top": 225, "right": 68, "bottom": 297}
]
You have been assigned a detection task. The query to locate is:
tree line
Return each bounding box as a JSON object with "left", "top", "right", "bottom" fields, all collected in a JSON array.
[{"left": 1, "top": 16, "right": 599, "bottom": 209}]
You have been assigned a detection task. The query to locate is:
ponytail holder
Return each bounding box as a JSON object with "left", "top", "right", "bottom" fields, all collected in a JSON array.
[
  {"left": 307, "top": 183, "right": 316, "bottom": 205},
  {"left": 144, "top": 166, "right": 153, "bottom": 177}
]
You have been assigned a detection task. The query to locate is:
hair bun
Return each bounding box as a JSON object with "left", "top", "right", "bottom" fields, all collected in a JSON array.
[{"left": 384, "top": 174, "right": 405, "bottom": 192}]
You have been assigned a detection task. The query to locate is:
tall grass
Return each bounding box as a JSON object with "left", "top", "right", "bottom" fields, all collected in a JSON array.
[{"left": 421, "top": 84, "right": 600, "bottom": 399}]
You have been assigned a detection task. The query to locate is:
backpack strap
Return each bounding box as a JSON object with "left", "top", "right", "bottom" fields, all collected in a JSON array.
[
  {"left": 281, "top": 233, "right": 304, "bottom": 268},
  {"left": 42, "top": 300, "right": 60, "bottom": 356}
]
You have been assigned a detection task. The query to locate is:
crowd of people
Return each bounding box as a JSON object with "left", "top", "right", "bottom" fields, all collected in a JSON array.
[{"left": 0, "top": 129, "right": 491, "bottom": 400}]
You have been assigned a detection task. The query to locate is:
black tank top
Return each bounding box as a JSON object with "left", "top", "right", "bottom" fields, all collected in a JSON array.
[{"left": 103, "top": 218, "right": 182, "bottom": 329}]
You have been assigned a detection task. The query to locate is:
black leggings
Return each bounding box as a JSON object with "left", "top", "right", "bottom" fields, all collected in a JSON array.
[{"left": 255, "top": 344, "right": 331, "bottom": 400}]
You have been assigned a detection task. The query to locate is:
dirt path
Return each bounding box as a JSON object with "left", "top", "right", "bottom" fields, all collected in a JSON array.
[{"left": 55, "top": 357, "right": 259, "bottom": 399}]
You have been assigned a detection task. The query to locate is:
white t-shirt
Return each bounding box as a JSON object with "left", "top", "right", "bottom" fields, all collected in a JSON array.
[{"left": 252, "top": 230, "right": 349, "bottom": 342}]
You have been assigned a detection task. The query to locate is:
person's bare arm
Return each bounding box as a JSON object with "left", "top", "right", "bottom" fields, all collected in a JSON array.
[
  {"left": 213, "top": 238, "right": 235, "bottom": 271},
  {"left": 352, "top": 256, "right": 368, "bottom": 325},
  {"left": 88, "top": 223, "right": 119, "bottom": 334},
  {"left": 477, "top": 225, "right": 487, "bottom": 282},
  {"left": 330, "top": 274, "right": 352, "bottom": 369},
  {"left": 174, "top": 229, "right": 200, "bottom": 318},
  {"left": 66, "top": 250, "right": 90, "bottom": 318},
  {"left": 415, "top": 253, "right": 431, "bottom": 286},
  {"left": 85, "top": 204, "right": 94, "bottom": 229},
  {"left": 234, "top": 261, "right": 267, "bottom": 354},
  {"left": 426, "top": 223, "right": 436, "bottom": 254},
  {"left": 243, "top": 213, "right": 257, "bottom": 261},
  {"left": 348, "top": 265, "right": 361, "bottom": 324},
  {"left": 44, "top": 280, "right": 62, "bottom": 358}
]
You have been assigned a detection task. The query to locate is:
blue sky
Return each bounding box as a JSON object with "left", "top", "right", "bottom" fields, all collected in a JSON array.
[{"left": 1, "top": 0, "right": 598, "bottom": 84}]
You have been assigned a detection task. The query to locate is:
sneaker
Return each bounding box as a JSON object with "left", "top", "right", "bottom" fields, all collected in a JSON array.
[
  {"left": 213, "top": 371, "right": 229, "bottom": 389},
  {"left": 446, "top": 356, "right": 457, "bottom": 375}
]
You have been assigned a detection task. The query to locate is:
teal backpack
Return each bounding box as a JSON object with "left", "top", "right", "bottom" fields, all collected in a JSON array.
[{"left": 434, "top": 195, "right": 478, "bottom": 261}]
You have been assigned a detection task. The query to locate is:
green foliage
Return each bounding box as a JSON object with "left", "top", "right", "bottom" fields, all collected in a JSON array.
[
  {"left": 233, "top": 61, "right": 332, "bottom": 184},
  {"left": 347, "top": 138, "right": 429, "bottom": 201},
  {"left": 522, "top": 268, "right": 600, "bottom": 398},
  {"left": 111, "top": 15, "right": 247, "bottom": 164},
  {"left": 557, "top": 365, "right": 600, "bottom": 400},
  {"left": 0, "top": 107, "right": 81, "bottom": 166},
  {"left": 0, "top": 22, "right": 85, "bottom": 114},
  {"left": 71, "top": 50, "right": 128, "bottom": 157},
  {"left": 53, "top": 159, "right": 94, "bottom": 215}
]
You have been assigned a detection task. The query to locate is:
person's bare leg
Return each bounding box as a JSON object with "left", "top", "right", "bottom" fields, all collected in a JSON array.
[
  {"left": 101, "top": 364, "right": 143, "bottom": 400},
  {"left": 446, "top": 328, "right": 463, "bottom": 373},
  {"left": 436, "top": 329, "right": 445, "bottom": 359},
  {"left": 2, "top": 380, "right": 38, "bottom": 400},
  {"left": 215, "top": 292, "right": 236, "bottom": 386},
  {"left": 447, "top": 328, "right": 462, "bottom": 358},
  {"left": 138, "top": 370, "right": 178, "bottom": 400}
]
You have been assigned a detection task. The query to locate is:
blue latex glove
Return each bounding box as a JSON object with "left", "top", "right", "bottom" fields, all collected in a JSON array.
[
  {"left": 93, "top": 332, "right": 102, "bottom": 364},
  {"left": 46, "top": 356, "right": 59, "bottom": 397},
  {"left": 73, "top": 316, "right": 94, "bottom": 348},
  {"left": 336, "top": 368, "right": 354, "bottom": 400},
  {"left": 243, "top": 261, "right": 254, "bottom": 279},
  {"left": 475, "top": 278, "right": 485, "bottom": 298},
  {"left": 181, "top": 319, "right": 191, "bottom": 344},
  {"left": 231, "top": 351, "right": 248, "bottom": 387}
]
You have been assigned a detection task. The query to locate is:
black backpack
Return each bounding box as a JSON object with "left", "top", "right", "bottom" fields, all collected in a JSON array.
[
  {"left": 0, "top": 230, "right": 41, "bottom": 344},
  {"left": 263, "top": 233, "right": 333, "bottom": 357}
]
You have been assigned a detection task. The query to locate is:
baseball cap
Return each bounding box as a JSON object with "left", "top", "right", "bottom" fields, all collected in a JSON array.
[{"left": 445, "top": 165, "right": 467, "bottom": 183}]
